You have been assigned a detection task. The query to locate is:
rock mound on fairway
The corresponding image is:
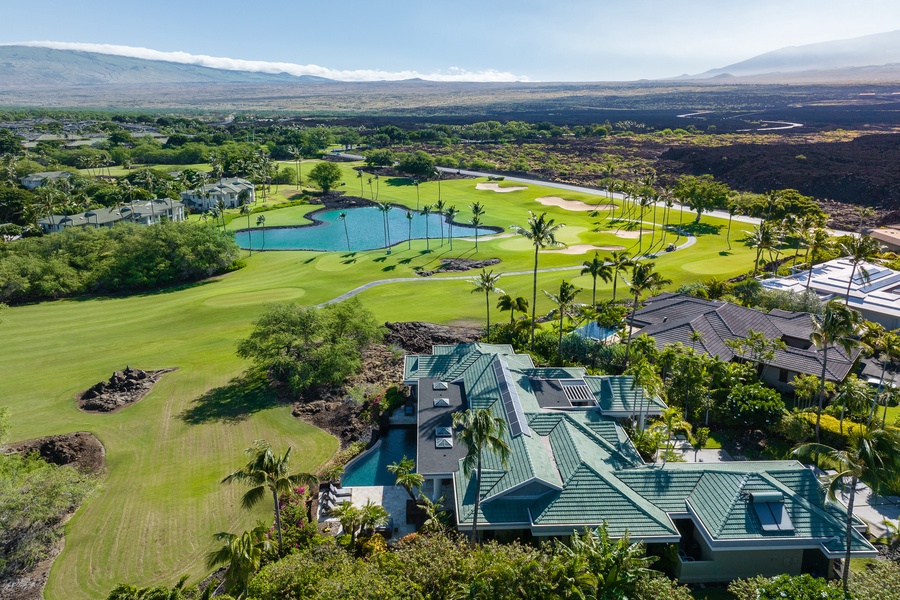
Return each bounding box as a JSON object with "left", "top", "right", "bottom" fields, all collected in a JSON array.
[
  {"left": 385, "top": 321, "right": 482, "bottom": 354},
  {"left": 78, "top": 366, "right": 176, "bottom": 413},
  {"left": 7, "top": 431, "right": 105, "bottom": 473},
  {"left": 417, "top": 257, "right": 501, "bottom": 277}
]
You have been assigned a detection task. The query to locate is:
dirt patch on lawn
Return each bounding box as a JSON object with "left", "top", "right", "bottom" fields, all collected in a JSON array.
[
  {"left": 545, "top": 244, "right": 625, "bottom": 254},
  {"left": 535, "top": 196, "right": 616, "bottom": 211},
  {"left": 77, "top": 367, "right": 177, "bottom": 413},
  {"left": 476, "top": 182, "right": 527, "bottom": 193},
  {"left": 417, "top": 257, "right": 501, "bottom": 277}
]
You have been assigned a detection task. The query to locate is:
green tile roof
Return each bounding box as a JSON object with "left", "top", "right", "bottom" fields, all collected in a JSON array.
[{"left": 585, "top": 376, "right": 667, "bottom": 413}]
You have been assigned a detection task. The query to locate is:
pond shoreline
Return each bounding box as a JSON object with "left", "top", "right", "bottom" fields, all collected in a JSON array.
[{"left": 234, "top": 193, "right": 503, "bottom": 252}]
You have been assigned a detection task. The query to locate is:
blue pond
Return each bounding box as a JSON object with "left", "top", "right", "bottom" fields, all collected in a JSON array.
[
  {"left": 342, "top": 427, "right": 418, "bottom": 487},
  {"left": 235, "top": 206, "right": 483, "bottom": 251}
]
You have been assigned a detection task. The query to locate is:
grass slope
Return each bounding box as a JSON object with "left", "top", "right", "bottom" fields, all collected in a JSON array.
[{"left": 0, "top": 163, "right": 754, "bottom": 599}]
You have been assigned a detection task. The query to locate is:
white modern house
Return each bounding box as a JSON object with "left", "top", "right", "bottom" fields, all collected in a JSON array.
[
  {"left": 180, "top": 178, "right": 255, "bottom": 211},
  {"left": 38, "top": 199, "right": 185, "bottom": 233},
  {"left": 761, "top": 257, "right": 900, "bottom": 329}
]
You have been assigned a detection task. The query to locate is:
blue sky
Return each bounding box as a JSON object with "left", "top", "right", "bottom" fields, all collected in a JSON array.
[{"left": 4, "top": 0, "right": 900, "bottom": 81}]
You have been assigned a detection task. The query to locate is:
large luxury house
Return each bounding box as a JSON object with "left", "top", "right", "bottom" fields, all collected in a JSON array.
[
  {"left": 402, "top": 343, "right": 875, "bottom": 583},
  {"left": 762, "top": 257, "right": 900, "bottom": 330},
  {"left": 629, "top": 293, "right": 861, "bottom": 392},
  {"left": 180, "top": 178, "right": 255, "bottom": 211},
  {"left": 20, "top": 170, "right": 72, "bottom": 190},
  {"left": 38, "top": 199, "right": 185, "bottom": 233}
]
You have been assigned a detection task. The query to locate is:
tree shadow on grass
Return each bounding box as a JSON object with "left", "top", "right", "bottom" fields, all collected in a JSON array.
[
  {"left": 382, "top": 264, "right": 397, "bottom": 272},
  {"left": 385, "top": 177, "right": 415, "bottom": 187},
  {"left": 397, "top": 257, "right": 414, "bottom": 264},
  {"left": 179, "top": 372, "right": 282, "bottom": 425},
  {"left": 681, "top": 222, "right": 723, "bottom": 237},
  {"left": 373, "top": 256, "right": 388, "bottom": 263}
]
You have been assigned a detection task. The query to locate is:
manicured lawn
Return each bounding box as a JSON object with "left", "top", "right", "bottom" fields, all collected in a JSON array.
[{"left": 0, "top": 163, "right": 757, "bottom": 599}]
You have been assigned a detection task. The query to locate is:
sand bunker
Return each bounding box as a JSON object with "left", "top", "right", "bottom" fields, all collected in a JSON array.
[
  {"left": 476, "top": 182, "right": 527, "bottom": 193},
  {"left": 536, "top": 196, "right": 617, "bottom": 212},
  {"left": 601, "top": 229, "right": 655, "bottom": 239},
  {"left": 545, "top": 244, "right": 625, "bottom": 254}
]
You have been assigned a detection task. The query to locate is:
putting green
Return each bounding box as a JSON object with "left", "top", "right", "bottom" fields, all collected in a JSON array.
[{"left": 0, "top": 161, "right": 758, "bottom": 599}]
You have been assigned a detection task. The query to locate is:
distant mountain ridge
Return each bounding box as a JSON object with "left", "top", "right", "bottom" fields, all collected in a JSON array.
[
  {"left": 0, "top": 45, "right": 332, "bottom": 86},
  {"left": 687, "top": 29, "right": 900, "bottom": 80}
]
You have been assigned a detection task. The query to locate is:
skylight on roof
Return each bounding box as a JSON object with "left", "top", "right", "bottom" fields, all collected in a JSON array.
[
  {"left": 435, "top": 426, "right": 453, "bottom": 438},
  {"left": 433, "top": 397, "right": 451, "bottom": 407},
  {"left": 433, "top": 381, "right": 449, "bottom": 391},
  {"left": 435, "top": 437, "right": 453, "bottom": 449},
  {"left": 493, "top": 359, "right": 531, "bottom": 438},
  {"left": 749, "top": 492, "right": 794, "bottom": 532}
]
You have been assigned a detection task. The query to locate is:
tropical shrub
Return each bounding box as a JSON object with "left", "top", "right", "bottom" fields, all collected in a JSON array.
[
  {"left": 729, "top": 573, "right": 842, "bottom": 600},
  {"left": 720, "top": 383, "right": 786, "bottom": 429},
  {"left": 801, "top": 413, "right": 867, "bottom": 449}
]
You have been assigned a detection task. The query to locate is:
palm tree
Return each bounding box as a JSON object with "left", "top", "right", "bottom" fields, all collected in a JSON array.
[
  {"left": 417, "top": 494, "right": 450, "bottom": 534},
  {"left": 833, "top": 375, "right": 871, "bottom": 435},
  {"left": 206, "top": 522, "right": 273, "bottom": 597},
  {"left": 359, "top": 499, "right": 390, "bottom": 536},
  {"left": 544, "top": 280, "right": 582, "bottom": 360},
  {"left": 445, "top": 205, "right": 458, "bottom": 250},
  {"left": 872, "top": 330, "right": 900, "bottom": 423},
  {"left": 623, "top": 262, "right": 672, "bottom": 367},
  {"left": 331, "top": 501, "right": 363, "bottom": 543},
  {"left": 804, "top": 228, "right": 831, "bottom": 290},
  {"left": 413, "top": 179, "right": 420, "bottom": 209},
  {"left": 256, "top": 215, "right": 267, "bottom": 250},
  {"left": 422, "top": 204, "right": 432, "bottom": 251},
  {"left": 287, "top": 146, "right": 302, "bottom": 188},
  {"left": 794, "top": 427, "right": 900, "bottom": 593},
  {"left": 452, "top": 408, "right": 511, "bottom": 545},
  {"left": 241, "top": 202, "right": 253, "bottom": 255},
  {"left": 744, "top": 221, "right": 776, "bottom": 277},
  {"left": 221, "top": 440, "right": 317, "bottom": 555},
  {"left": 434, "top": 199, "right": 446, "bottom": 245},
  {"left": 581, "top": 252, "right": 613, "bottom": 306},
  {"left": 725, "top": 199, "right": 739, "bottom": 250},
  {"left": 497, "top": 294, "right": 528, "bottom": 324},
  {"left": 336, "top": 212, "right": 349, "bottom": 251},
  {"left": 625, "top": 358, "right": 663, "bottom": 431},
  {"left": 406, "top": 210, "right": 413, "bottom": 249},
  {"left": 470, "top": 269, "right": 504, "bottom": 338},
  {"left": 608, "top": 250, "right": 634, "bottom": 302},
  {"left": 512, "top": 211, "right": 566, "bottom": 350},
  {"left": 378, "top": 202, "right": 393, "bottom": 251},
  {"left": 839, "top": 236, "right": 881, "bottom": 305},
  {"left": 810, "top": 301, "right": 863, "bottom": 442},
  {"left": 387, "top": 456, "right": 424, "bottom": 500}
]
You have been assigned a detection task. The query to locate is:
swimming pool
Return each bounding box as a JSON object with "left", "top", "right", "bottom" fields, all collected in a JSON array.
[
  {"left": 235, "top": 206, "right": 484, "bottom": 252},
  {"left": 342, "top": 427, "right": 418, "bottom": 487}
]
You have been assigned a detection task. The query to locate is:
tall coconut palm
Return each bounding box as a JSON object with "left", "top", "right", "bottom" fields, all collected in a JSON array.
[
  {"left": 725, "top": 198, "right": 739, "bottom": 250},
  {"left": 833, "top": 375, "right": 871, "bottom": 435},
  {"left": 794, "top": 427, "right": 900, "bottom": 593},
  {"left": 452, "top": 408, "right": 511, "bottom": 545},
  {"left": 839, "top": 236, "right": 882, "bottom": 305},
  {"left": 206, "top": 522, "right": 273, "bottom": 597},
  {"left": 256, "top": 214, "right": 267, "bottom": 250},
  {"left": 434, "top": 199, "right": 446, "bottom": 245},
  {"left": 872, "top": 330, "right": 900, "bottom": 423},
  {"left": 338, "top": 212, "right": 349, "bottom": 251},
  {"left": 240, "top": 202, "right": 253, "bottom": 255},
  {"left": 804, "top": 228, "right": 831, "bottom": 290},
  {"left": 221, "top": 440, "right": 318, "bottom": 555},
  {"left": 287, "top": 146, "right": 303, "bottom": 188},
  {"left": 387, "top": 456, "right": 424, "bottom": 501},
  {"left": 470, "top": 200, "right": 486, "bottom": 252},
  {"left": 744, "top": 221, "right": 776, "bottom": 277},
  {"left": 422, "top": 204, "right": 432, "bottom": 251},
  {"left": 512, "top": 211, "right": 566, "bottom": 350},
  {"left": 608, "top": 250, "right": 634, "bottom": 302},
  {"left": 544, "top": 280, "right": 582, "bottom": 360},
  {"left": 445, "top": 205, "right": 459, "bottom": 250},
  {"left": 470, "top": 269, "right": 504, "bottom": 338},
  {"left": 406, "top": 210, "right": 414, "bottom": 249},
  {"left": 810, "top": 301, "right": 863, "bottom": 442},
  {"left": 581, "top": 252, "right": 613, "bottom": 306},
  {"left": 497, "top": 294, "right": 528, "bottom": 324},
  {"left": 624, "top": 262, "right": 672, "bottom": 367},
  {"left": 379, "top": 202, "right": 393, "bottom": 251}
]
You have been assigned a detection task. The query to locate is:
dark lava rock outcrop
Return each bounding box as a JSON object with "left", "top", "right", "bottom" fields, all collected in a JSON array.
[{"left": 78, "top": 367, "right": 176, "bottom": 413}]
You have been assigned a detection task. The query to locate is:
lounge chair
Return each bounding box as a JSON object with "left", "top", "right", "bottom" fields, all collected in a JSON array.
[{"left": 329, "top": 482, "right": 352, "bottom": 497}]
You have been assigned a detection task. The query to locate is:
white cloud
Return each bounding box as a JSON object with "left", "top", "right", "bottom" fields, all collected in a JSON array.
[{"left": 5, "top": 41, "right": 531, "bottom": 82}]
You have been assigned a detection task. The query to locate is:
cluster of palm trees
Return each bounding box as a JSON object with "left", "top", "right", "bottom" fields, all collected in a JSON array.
[{"left": 743, "top": 214, "right": 833, "bottom": 279}]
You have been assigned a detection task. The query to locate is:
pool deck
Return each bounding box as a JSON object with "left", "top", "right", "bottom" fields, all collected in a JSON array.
[{"left": 320, "top": 485, "right": 416, "bottom": 540}]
